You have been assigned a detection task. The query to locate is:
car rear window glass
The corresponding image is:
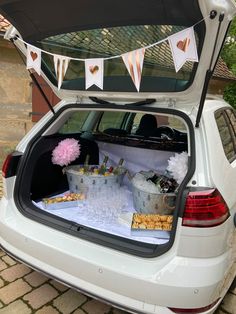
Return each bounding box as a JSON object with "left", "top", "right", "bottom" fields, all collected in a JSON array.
[
  {"left": 225, "top": 109, "right": 236, "bottom": 146},
  {"left": 37, "top": 24, "right": 200, "bottom": 93},
  {"left": 97, "top": 111, "right": 127, "bottom": 132},
  {"left": 59, "top": 111, "right": 90, "bottom": 134}
]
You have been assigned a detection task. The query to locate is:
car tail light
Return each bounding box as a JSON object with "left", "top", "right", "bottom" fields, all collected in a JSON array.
[
  {"left": 182, "top": 189, "right": 229, "bottom": 227},
  {"left": 169, "top": 299, "right": 219, "bottom": 313},
  {"left": 2, "top": 152, "right": 22, "bottom": 178}
]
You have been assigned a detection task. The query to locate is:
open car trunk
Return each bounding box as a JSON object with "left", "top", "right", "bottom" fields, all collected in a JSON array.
[{"left": 15, "top": 105, "right": 193, "bottom": 257}]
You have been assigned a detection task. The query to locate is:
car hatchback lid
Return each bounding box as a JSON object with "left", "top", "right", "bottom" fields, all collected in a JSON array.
[{"left": 0, "top": 0, "right": 236, "bottom": 112}]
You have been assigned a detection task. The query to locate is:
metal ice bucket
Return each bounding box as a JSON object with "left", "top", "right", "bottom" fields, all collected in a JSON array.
[
  {"left": 132, "top": 184, "right": 176, "bottom": 215},
  {"left": 64, "top": 165, "right": 125, "bottom": 194}
]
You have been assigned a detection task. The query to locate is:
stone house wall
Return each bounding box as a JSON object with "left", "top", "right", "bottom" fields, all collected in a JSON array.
[
  {"left": 0, "top": 37, "right": 31, "bottom": 107},
  {"left": 0, "top": 36, "right": 33, "bottom": 151}
]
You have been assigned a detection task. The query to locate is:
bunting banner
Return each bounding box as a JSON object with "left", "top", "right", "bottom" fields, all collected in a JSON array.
[
  {"left": 16, "top": 17, "right": 206, "bottom": 92},
  {"left": 85, "top": 58, "right": 104, "bottom": 90},
  {"left": 26, "top": 44, "right": 41, "bottom": 76},
  {"left": 53, "top": 55, "right": 70, "bottom": 90},
  {"left": 168, "top": 27, "right": 198, "bottom": 72},
  {"left": 122, "top": 48, "right": 145, "bottom": 92}
]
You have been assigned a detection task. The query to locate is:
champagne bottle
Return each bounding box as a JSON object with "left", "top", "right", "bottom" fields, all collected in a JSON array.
[
  {"left": 113, "top": 158, "right": 125, "bottom": 175},
  {"left": 147, "top": 174, "right": 159, "bottom": 184},
  {"left": 99, "top": 155, "right": 109, "bottom": 175},
  {"left": 83, "top": 154, "right": 90, "bottom": 173}
]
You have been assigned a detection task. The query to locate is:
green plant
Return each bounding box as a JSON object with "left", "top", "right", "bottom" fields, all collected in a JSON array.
[{"left": 223, "top": 82, "right": 236, "bottom": 109}]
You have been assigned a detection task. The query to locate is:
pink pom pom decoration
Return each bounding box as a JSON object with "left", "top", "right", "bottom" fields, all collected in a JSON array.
[{"left": 52, "top": 138, "right": 81, "bottom": 166}]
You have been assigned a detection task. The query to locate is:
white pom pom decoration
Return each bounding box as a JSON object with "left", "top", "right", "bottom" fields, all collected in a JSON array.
[{"left": 167, "top": 152, "right": 188, "bottom": 184}]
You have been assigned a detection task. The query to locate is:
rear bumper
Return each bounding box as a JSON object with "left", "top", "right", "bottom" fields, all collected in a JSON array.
[{"left": 0, "top": 198, "right": 233, "bottom": 314}]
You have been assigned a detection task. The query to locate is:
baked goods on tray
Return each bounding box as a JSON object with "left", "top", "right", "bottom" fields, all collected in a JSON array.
[
  {"left": 131, "top": 213, "right": 173, "bottom": 231},
  {"left": 43, "top": 193, "right": 85, "bottom": 204},
  {"left": 42, "top": 192, "right": 86, "bottom": 210}
]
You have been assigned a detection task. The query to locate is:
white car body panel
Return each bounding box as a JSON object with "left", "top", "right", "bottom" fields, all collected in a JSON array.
[
  {"left": 1, "top": 99, "right": 236, "bottom": 313},
  {"left": 0, "top": 195, "right": 234, "bottom": 314}
]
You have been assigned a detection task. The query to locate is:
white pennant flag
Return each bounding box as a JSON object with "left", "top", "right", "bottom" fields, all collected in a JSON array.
[
  {"left": 122, "top": 48, "right": 145, "bottom": 92},
  {"left": 168, "top": 27, "right": 198, "bottom": 72},
  {"left": 26, "top": 45, "right": 41, "bottom": 76},
  {"left": 53, "top": 55, "right": 70, "bottom": 90},
  {"left": 85, "top": 59, "right": 104, "bottom": 90}
]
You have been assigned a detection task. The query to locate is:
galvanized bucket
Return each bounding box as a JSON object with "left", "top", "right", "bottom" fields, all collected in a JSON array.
[
  {"left": 132, "top": 184, "right": 176, "bottom": 215},
  {"left": 64, "top": 165, "right": 125, "bottom": 194}
]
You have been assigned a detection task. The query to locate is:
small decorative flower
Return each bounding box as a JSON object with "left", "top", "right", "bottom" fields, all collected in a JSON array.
[{"left": 52, "top": 138, "right": 81, "bottom": 166}]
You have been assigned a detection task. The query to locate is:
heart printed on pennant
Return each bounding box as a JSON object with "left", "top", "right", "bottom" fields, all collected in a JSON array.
[
  {"left": 177, "top": 38, "right": 190, "bottom": 52},
  {"left": 30, "top": 51, "right": 38, "bottom": 61},
  {"left": 89, "top": 65, "right": 99, "bottom": 75}
]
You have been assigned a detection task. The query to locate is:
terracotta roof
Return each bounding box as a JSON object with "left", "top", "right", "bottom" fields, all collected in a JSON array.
[
  {"left": 213, "top": 58, "right": 236, "bottom": 81},
  {"left": 0, "top": 15, "right": 10, "bottom": 32}
]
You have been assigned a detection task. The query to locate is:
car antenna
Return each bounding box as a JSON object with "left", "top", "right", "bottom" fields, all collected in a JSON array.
[
  {"left": 195, "top": 10, "right": 224, "bottom": 128},
  {"left": 10, "top": 36, "right": 55, "bottom": 115}
]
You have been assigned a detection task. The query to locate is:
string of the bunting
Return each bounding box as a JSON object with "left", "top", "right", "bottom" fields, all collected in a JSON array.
[{"left": 15, "top": 14, "right": 209, "bottom": 92}]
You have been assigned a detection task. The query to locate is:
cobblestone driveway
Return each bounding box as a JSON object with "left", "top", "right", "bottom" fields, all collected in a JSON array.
[{"left": 0, "top": 173, "right": 235, "bottom": 314}]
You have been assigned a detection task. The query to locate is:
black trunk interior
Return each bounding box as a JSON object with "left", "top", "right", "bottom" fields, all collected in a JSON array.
[{"left": 30, "top": 134, "right": 99, "bottom": 200}]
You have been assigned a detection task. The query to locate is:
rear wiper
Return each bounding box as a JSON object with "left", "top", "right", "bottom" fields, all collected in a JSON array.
[
  {"left": 90, "top": 96, "right": 156, "bottom": 106},
  {"left": 89, "top": 97, "right": 115, "bottom": 105},
  {"left": 127, "top": 99, "right": 156, "bottom": 106}
]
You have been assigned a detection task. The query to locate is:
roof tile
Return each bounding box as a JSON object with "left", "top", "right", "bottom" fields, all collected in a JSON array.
[{"left": 0, "top": 14, "right": 10, "bottom": 32}]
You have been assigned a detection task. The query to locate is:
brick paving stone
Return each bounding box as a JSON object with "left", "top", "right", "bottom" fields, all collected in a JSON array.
[
  {"left": 0, "top": 279, "right": 32, "bottom": 304},
  {"left": 53, "top": 289, "right": 87, "bottom": 314},
  {"left": 0, "top": 263, "right": 31, "bottom": 282},
  {"left": 23, "top": 284, "right": 59, "bottom": 310},
  {"left": 0, "top": 251, "right": 5, "bottom": 258},
  {"left": 220, "top": 293, "right": 236, "bottom": 314},
  {"left": 73, "top": 309, "right": 87, "bottom": 314},
  {"left": 112, "top": 308, "right": 129, "bottom": 314},
  {"left": 0, "top": 278, "right": 4, "bottom": 288},
  {"left": 231, "top": 287, "right": 236, "bottom": 295},
  {"left": 0, "top": 300, "right": 31, "bottom": 314},
  {"left": 50, "top": 280, "right": 69, "bottom": 292},
  {"left": 1, "top": 255, "right": 17, "bottom": 266},
  {"left": 215, "top": 309, "right": 228, "bottom": 314},
  {"left": 35, "top": 305, "right": 60, "bottom": 314},
  {"left": 229, "top": 280, "right": 236, "bottom": 296},
  {"left": 24, "top": 271, "right": 49, "bottom": 287},
  {"left": 82, "top": 299, "right": 111, "bottom": 314},
  {"left": 0, "top": 261, "right": 7, "bottom": 272}
]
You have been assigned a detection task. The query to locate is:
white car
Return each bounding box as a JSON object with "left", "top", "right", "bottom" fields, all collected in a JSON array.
[{"left": 0, "top": 0, "right": 236, "bottom": 313}]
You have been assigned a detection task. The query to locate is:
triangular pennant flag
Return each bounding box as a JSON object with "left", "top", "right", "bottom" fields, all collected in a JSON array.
[
  {"left": 53, "top": 55, "right": 70, "bottom": 90},
  {"left": 168, "top": 27, "right": 198, "bottom": 72},
  {"left": 85, "top": 59, "right": 104, "bottom": 90},
  {"left": 122, "top": 48, "right": 145, "bottom": 91},
  {"left": 26, "top": 44, "right": 41, "bottom": 76}
]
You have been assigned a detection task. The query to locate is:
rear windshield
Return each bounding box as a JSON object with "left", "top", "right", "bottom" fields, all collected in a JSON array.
[{"left": 37, "top": 24, "right": 201, "bottom": 93}]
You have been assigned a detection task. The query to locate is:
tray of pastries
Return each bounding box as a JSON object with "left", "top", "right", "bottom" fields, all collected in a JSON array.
[
  {"left": 131, "top": 214, "right": 173, "bottom": 238},
  {"left": 43, "top": 192, "right": 86, "bottom": 210}
]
